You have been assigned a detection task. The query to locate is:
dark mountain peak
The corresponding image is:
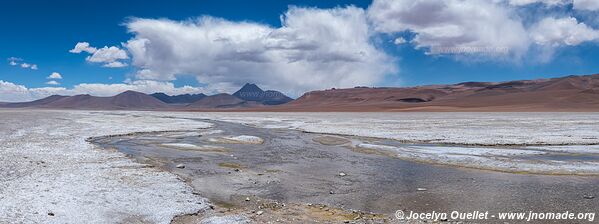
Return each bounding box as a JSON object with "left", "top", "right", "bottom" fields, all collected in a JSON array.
[
  {"left": 151, "top": 92, "right": 169, "bottom": 97},
  {"left": 232, "top": 83, "right": 292, "bottom": 105},
  {"left": 235, "top": 83, "right": 264, "bottom": 94}
]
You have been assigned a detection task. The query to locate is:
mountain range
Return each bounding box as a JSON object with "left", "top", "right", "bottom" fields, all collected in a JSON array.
[
  {"left": 2, "top": 74, "right": 599, "bottom": 111},
  {"left": 150, "top": 93, "right": 206, "bottom": 104},
  {"left": 273, "top": 74, "right": 599, "bottom": 112},
  {"left": 0, "top": 83, "right": 292, "bottom": 110},
  {"left": 2, "top": 91, "right": 169, "bottom": 110}
]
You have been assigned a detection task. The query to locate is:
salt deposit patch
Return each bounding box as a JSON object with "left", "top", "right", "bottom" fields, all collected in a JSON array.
[
  {"left": 160, "top": 143, "right": 228, "bottom": 153},
  {"left": 356, "top": 143, "right": 599, "bottom": 175},
  {"left": 208, "top": 135, "right": 264, "bottom": 144},
  {"left": 525, "top": 145, "right": 599, "bottom": 154},
  {"left": 200, "top": 215, "right": 250, "bottom": 224},
  {"left": 175, "top": 112, "right": 599, "bottom": 146},
  {"left": 199, "top": 129, "right": 225, "bottom": 135}
]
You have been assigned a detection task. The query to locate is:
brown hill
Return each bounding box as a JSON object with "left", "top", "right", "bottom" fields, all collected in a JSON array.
[
  {"left": 109, "top": 90, "right": 168, "bottom": 109},
  {"left": 187, "top": 93, "right": 261, "bottom": 109},
  {"left": 271, "top": 74, "right": 599, "bottom": 112},
  {"left": 0, "top": 95, "right": 69, "bottom": 108},
  {"left": 3, "top": 91, "right": 169, "bottom": 110}
]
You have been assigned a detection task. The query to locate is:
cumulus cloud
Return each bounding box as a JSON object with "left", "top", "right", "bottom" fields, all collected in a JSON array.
[
  {"left": 574, "top": 0, "right": 599, "bottom": 10},
  {"left": 0, "top": 80, "right": 205, "bottom": 102},
  {"left": 47, "top": 72, "right": 63, "bottom": 79},
  {"left": 69, "top": 42, "right": 97, "bottom": 54},
  {"left": 124, "top": 6, "right": 396, "bottom": 95},
  {"left": 103, "top": 61, "right": 127, "bottom": 68},
  {"left": 0, "top": 81, "right": 32, "bottom": 102},
  {"left": 508, "top": 0, "right": 599, "bottom": 11},
  {"left": 394, "top": 37, "right": 407, "bottom": 45},
  {"left": 530, "top": 17, "right": 599, "bottom": 46},
  {"left": 508, "top": 0, "right": 569, "bottom": 6},
  {"left": 7, "top": 57, "right": 22, "bottom": 66},
  {"left": 70, "top": 42, "right": 129, "bottom": 68},
  {"left": 19, "top": 63, "right": 38, "bottom": 70},
  {"left": 45, "top": 80, "right": 60, "bottom": 85},
  {"left": 368, "top": 0, "right": 530, "bottom": 57},
  {"left": 86, "top": 46, "right": 129, "bottom": 66}
]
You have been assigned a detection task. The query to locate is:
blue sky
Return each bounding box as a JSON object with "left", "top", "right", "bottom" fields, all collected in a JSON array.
[{"left": 1, "top": 0, "right": 599, "bottom": 101}]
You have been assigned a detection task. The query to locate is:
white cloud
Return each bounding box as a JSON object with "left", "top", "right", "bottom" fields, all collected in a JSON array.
[
  {"left": 7, "top": 57, "right": 21, "bottom": 66},
  {"left": 574, "top": 0, "right": 599, "bottom": 10},
  {"left": 47, "top": 72, "right": 63, "bottom": 79},
  {"left": 45, "top": 80, "right": 60, "bottom": 85},
  {"left": 508, "top": 0, "right": 569, "bottom": 6},
  {"left": 0, "top": 80, "right": 32, "bottom": 102},
  {"left": 70, "top": 42, "right": 129, "bottom": 68},
  {"left": 530, "top": 17, "right": 599, "bottom": 46},
  {"left": 8, "top": 57, "right": 38, "bottom": 70},
  {"left": 508, "top": 0, "right": 599, "bottom": 11},
  {"left": 69, "top": 42, "right": 97, "bottom": 54},
  {"left": 103, "top": 61, "right": 128, "bottom": 68},
  {"left": 0, "top": 80, "right": 204, "bottom": 102},
  {"left": 394, "top": 37, "right": 407, "bottom": 45},
  {"left": 368, "top": 0, "right": 530, "bottom": 57},
  {"left": 124, "top": 6, "right": 396, "bottom": 95},
  {"left": 86, "top": 46, "right": 128, "bottom": 64},
  {"left": 367, "top": 0, "right": 599, "bottom": 62}
]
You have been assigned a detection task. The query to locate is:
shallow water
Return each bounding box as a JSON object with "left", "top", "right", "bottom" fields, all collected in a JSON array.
[{"left": 93, "top": 120, "right": 599, "bottom": 223}]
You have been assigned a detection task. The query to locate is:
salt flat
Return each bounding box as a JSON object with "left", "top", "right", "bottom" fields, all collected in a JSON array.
[
  {"left": 0, "top": 110, "right": 211, "bottom": 224},
  {"left": 2, "top": 110, "right": 599, "bottom": 223},
  {"left": 172, "top": 112, "right": 599, "bottom": 145}
]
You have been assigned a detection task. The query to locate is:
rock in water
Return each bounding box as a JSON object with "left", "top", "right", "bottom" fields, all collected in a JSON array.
[
  {"left": 176, "top": 164, "right": 185, "bottom": 169},
  {"left": 583, "top": 195, "right": 595, "bottom": 199}
]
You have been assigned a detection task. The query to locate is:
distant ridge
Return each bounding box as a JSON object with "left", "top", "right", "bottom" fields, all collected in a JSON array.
[
  {"left": 151, "top": 93, "right": 206, "bottom": 104},
  {"left": 1, "top": 91, "right": 169, "bottom": 110},
  {"left": 187, "top": 93, "right": 261, "bottom": 109},
  {"left": 3, "top": 74, "right": 599, "bottom": 111},
  {"left": 274, "top": 74, "right": 599, "bottom": 112},
  {"left": 0, "top": 83, "right": 291, "bottom": 110},
  {"left": 0, "top": 95, "right": 68, "bottom": 108}
]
